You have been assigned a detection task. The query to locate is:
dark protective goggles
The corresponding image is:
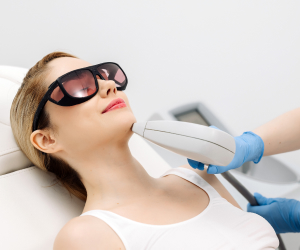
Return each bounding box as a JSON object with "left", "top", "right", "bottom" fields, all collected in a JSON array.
[{"left": 32, "top": 62, "right": 128, "bottom": 133}]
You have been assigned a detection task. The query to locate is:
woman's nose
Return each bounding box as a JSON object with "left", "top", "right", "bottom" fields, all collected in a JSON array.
[{"left": 97, "top": 78, "right": 117, "bottom": 97}]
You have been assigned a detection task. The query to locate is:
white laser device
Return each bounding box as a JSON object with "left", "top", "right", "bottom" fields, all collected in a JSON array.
[{"left": 132, "top": 120, "right": 236, "bottom": 166}]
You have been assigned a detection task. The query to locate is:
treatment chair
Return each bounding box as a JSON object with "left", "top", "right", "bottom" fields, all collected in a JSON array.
[{"left": 0, "top": 65, "right": 171, "bottom": 250}]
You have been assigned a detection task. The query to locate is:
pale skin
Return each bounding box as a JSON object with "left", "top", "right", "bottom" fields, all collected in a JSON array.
[
  {"left": 30, "top": 57, "right": 241, "bottom": 250},
  {"left": 252, "top": 107, "right": 300, "bottom": 156}
]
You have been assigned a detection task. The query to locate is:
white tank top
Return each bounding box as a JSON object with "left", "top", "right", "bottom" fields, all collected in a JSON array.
[{"left": 80, "top": 167, "right": 279, "bottom": 250}]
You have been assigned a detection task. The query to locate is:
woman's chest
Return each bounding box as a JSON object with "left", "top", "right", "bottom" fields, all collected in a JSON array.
[{"left": 109, "top": 175, "right": 210, "bottom": 225}]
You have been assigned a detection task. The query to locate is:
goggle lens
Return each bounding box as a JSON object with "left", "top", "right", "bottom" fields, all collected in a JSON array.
[
  {"left": 50, "top": 69, "right": 96, "bottom": 102},
  {"left": 49, "top": 63, "right": 126, "bottom": 102},
  {"left": 97, "top": 64, "right": 126, "bottom": 88}
]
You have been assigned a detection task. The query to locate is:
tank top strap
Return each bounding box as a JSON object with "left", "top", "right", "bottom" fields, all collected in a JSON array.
[
  {"left": 80, "top": 210, "right": 130, "bottom": 250},
  {"left": 159, "top": 167, "right": 222, "bottom": 200}
]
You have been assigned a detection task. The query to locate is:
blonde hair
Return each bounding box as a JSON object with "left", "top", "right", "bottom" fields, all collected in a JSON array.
[{"left": 10, "top": 52, "right": 87, "bottom": 201}]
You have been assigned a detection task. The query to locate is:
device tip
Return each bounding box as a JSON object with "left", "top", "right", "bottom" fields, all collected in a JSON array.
[{"left": 131, "top": 121, "right": 147, "bottom": 137}]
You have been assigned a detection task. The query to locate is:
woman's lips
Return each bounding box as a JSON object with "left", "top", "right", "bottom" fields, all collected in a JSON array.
[
  {"left": 105, "top": 102, "right": 127, "bottom": 113},
  {"left": 102, "top": 98, "right": 127, "bottom": 114}
]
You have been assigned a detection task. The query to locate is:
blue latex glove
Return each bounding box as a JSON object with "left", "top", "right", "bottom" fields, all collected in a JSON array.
[
  {"left": 247, "top": 193, "right": 300, "bottom": 234},
  {"left": 187, "top": 125, "right": 264, "bottom": 174}
]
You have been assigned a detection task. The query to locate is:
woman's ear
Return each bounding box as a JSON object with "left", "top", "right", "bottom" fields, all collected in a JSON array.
[{"left": 30, "top": 129, "right": 62, "bottom": 154}]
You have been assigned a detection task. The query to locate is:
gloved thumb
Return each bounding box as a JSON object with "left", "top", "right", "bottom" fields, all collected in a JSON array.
[
  {"left": 207, "top": 165, "right": 222, "bottom": 174},
  {"left": 187, "top": 158, "right": 205, "bottom": 170},
  {"left": 253, "top": 192, "right": 269, "bottom": 205},
  {"left": 247, "top": 202, "right": 262, "bottom": 214}
]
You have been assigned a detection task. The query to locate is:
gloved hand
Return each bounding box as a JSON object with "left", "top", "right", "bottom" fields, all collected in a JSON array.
[
  {"left": 187, "top": 125, "right": 265, "bottom": 174},
  {"left": 247, "top": 193, "right": 300, "bottom": 234}
]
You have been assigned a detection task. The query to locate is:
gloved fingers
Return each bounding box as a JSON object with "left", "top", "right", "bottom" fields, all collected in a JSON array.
[
  {"left": 253, "top": 193, "right": 268, "bottom": 205},
  {"left": 187, "top": 158, "right": 205, "bottom": 170},
  {"left": 206, "top": 165, "right": 232, "bottom": 174},
  {"left": 247, "top": 202, "right": 263, "bottom": 214},
  {"left": 207, "top": 165, "right": 219, "bottom": 174},
  {"left": 254, "top": 192, "right": 276, "bottom": 205}
]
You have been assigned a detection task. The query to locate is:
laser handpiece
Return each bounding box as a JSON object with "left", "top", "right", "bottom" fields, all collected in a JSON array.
[{"left": 132, "top": 120, "right": 235, "bottom": 166}]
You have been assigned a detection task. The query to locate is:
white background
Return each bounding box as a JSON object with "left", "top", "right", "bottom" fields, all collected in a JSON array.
[
  {"left": 1, "top": 1, "right": 299, "bottom": 156},
  {"left": 1, "top": 1, "right": 300, "bottom": 248}
]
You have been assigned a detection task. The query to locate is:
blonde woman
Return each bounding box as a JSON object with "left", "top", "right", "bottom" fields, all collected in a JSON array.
[{"left": 10, "top": 52, "right": 278, "bottom": 249}]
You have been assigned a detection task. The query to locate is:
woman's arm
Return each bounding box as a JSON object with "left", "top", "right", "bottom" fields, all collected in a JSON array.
[
  {"left": 252, "top": 107, "right": 300, "bottom": 156},
  {"left": 180, "top": 164, "right": 242, "bottom": 209}
]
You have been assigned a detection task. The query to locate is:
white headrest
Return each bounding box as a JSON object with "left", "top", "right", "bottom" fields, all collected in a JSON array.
[{"left": 0, "top": 66, "right": 32, "bottom": 175}]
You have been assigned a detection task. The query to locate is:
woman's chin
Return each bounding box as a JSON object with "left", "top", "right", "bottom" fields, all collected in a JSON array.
[{"left": 109, "top": 108, "right": 136, "bottom": 123}]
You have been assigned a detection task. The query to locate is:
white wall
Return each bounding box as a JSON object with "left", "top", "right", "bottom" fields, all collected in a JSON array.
[{"left": 1, "top": 1, "right": 300, "bottom": 162}]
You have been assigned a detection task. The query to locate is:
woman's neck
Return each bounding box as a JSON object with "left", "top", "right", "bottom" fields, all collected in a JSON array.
[{"left": 73, "top": 143, "right": 164, "bottom": 213}]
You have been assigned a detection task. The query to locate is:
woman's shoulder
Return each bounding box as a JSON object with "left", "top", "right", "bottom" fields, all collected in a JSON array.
[
  {"left": 177, "top": 164, "right": 241, "bottom": 209},
  {"left": 53, "top": 215, "right": 125, "bottom": 250}
]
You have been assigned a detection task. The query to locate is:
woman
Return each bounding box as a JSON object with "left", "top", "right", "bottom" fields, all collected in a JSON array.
[{"left": 10, "top": 52, "right": 279, "bottom": 249}]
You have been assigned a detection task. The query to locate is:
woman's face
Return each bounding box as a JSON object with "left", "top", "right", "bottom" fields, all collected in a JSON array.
[{"left": 37, "top": 57, "right": 137, "bottom": 157}]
